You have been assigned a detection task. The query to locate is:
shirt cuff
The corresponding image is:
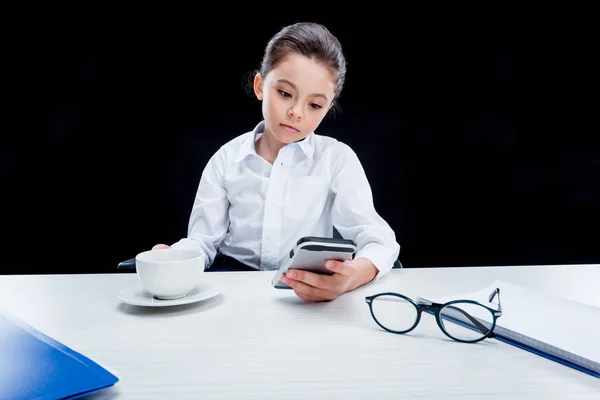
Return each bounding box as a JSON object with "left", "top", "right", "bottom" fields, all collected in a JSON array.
[
  {"left": 170, "top": 238, "right": 210, "bottom": 269},
  {"left": 355, "top": 242, "right": 397, "bottom": 282}
]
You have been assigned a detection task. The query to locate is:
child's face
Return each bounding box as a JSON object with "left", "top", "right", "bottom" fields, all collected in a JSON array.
[{"left": 254, "top": 53, "right": 336, "bottom": 144}]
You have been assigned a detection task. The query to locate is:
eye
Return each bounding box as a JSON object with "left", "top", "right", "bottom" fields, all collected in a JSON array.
[
  {"left": 278, "top": 90, "right": 291, "bottom": 98},
  {"left": 310, "top": 103, "right": 323, "bottom": 110}
]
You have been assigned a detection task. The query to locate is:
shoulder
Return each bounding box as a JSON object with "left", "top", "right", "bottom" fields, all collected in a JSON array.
[
  {"left": 312, "top": 132, "right": 359, "bottom": 163},
  {"left": 200, "top": 129, "right": 255, "bottom": 179},
  {"left": 211, "top": 129, "right": 254, "bottom": 163},
  {"left": 219, "top": 130, "right": 253, "bottom": 154}
]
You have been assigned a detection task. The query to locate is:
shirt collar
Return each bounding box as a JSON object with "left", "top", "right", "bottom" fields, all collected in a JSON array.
[
  {"left": 235, "top": 121, "right": 315, "bottom": 163},
  {"left": 295, "top": 130, "right": 315, "bottom": 160},
  {"left": 235, "top": 121, "right": 264, "bottom": 163}
]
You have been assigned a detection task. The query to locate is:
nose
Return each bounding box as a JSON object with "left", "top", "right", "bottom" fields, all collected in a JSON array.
[{"left": 288, "top": 103, "right": 303, "bottom": 120}]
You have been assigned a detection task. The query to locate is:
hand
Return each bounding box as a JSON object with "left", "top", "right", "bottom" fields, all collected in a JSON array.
[
  {"left": 152, "top": 244, "right": 171, "bottom": 250},
  {"left": 279, "top": 257, "right": 378, "bottom": 302}
]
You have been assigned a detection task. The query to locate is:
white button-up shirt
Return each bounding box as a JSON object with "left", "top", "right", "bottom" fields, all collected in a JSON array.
[{"left": 171, "top": 121, "right": 400, "bottom": 279}]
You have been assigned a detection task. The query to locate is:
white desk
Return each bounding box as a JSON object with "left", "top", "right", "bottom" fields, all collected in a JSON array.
[{"left": 1, "top": 265, "right": 599, "bottom": 399}]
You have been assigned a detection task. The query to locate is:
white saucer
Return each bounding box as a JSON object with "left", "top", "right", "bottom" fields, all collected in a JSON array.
[{"left": 117, "top": 283, "right": 220, "bottom": 307}]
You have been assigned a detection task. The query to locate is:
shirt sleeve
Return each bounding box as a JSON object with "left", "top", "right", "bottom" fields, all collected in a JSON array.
[
  {"left": 330, "top": 143, "right": 400, "bottom": 281},
  {"left": 170, "top": 148, "right": 230, "bottom": 269}
]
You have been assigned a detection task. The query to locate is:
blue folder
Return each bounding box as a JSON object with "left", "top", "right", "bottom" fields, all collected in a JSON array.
[{"left": 0, "top": 310, "right": 119, "bottom": 400}]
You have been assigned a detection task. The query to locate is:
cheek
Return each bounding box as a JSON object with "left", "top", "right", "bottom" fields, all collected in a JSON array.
[
  {"left": 307, "top": 109, "right": 328, "bottom": 125},
  {"left": 261, "top": 99, "right": 270, "bottom": 117},
  {"left": 265, "top": 97, "right": 283, "bottom": 118}
]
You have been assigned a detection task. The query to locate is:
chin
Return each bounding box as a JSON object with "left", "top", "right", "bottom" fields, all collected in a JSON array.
[
  {"left": 274, "top": 129, "right": 305, "bottom": 144},
  {"left": 281, "top": 134, "right": 304, "bottom": 144}
]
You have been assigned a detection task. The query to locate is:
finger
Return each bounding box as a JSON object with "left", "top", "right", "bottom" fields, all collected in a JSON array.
[
  {"left": 324, "top": 259, "right": 356, "bottom": 277},
  {"left": 283, "top": 275, "right": 335, "bottom": 301},
  {"left": 285, "top": 269, "right": 331, "bottom": 289},
  {"left": 152, "top": 244, "right": 171, "bottom": 250},
  {"left": 286, "top": 269, "right": 349, "bottom": 295},
  {"left": 295, "top": 290, "right": 329, "bottom": 303}
]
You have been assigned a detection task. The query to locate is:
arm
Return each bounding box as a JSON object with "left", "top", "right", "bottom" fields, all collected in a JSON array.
[
  {"left": 329, "top": 143, "right": 400, "bottom": 282},
  {"left": 170, "top": 149, "right": 230, "bottom": 269}
]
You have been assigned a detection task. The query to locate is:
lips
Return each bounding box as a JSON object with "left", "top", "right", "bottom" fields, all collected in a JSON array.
[{"left": 280, "top": 123, "right": 299, "bottom": 133}]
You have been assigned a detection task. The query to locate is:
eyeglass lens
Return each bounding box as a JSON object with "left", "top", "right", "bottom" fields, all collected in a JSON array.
[
  {"left": 439, "top": 302, "right": 494, "bottom": 341},
  {"left": 370, "top": 295, "right": 418, "bottom": 332}
]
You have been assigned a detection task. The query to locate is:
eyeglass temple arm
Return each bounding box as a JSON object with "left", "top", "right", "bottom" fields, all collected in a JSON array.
[
  {"left": 443, "top": 305, "right": 490, "bottom": 334},
  {"left": 488, "top": 288, "right": 502, "bottom": 312},
  {"left": 441, "top": 288, "right": 501, "bottom": 335}
]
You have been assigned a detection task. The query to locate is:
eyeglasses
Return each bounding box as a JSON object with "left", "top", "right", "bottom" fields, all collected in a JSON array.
[{"left": 365, "top": 288, "right": 502, "bottom": 343}]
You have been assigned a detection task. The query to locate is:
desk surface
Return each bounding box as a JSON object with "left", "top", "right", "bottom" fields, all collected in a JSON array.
[{"left": 1, "top": 264, "right": 599, "bottom": 399}]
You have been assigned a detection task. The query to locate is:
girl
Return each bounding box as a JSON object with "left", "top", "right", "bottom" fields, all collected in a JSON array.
[{"left": 154, "top": 22, "right": 400, "bottom": 302}]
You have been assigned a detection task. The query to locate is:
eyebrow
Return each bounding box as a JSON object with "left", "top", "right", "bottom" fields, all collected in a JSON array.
[{"left": 277, "top": 79, "right": 329, "bottom": 102}]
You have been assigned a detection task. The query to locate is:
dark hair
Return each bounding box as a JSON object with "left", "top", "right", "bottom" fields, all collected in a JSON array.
[{"left": 246, "top": 22, "right": 347, "bottom": 112}]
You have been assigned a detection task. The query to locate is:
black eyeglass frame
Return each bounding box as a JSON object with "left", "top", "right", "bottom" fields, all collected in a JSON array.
[{"left": 365, "top": 288, "right": 503, "bottom": 343}]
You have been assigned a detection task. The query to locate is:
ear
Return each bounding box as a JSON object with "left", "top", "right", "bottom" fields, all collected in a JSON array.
[{"left": 253, "top": 73, "right": 264, "bottom": 100}]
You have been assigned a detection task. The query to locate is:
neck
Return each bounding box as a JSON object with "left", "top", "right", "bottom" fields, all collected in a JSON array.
[{"left": 256, "top": 128, "right": 286, "bottom": 164}]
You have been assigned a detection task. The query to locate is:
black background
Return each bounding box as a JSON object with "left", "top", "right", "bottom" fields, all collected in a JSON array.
[{"left": 3, "top": 11, "right": 599, "bottom": 274}]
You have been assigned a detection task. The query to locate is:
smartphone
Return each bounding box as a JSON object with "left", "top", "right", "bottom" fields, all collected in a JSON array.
[{"left": 271, "top": 236, "right": 357, "bottom": 289}]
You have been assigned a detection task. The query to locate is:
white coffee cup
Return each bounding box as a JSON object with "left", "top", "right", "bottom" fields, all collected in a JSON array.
[{"left": 135, "top": 248, "right": 205, "bottom": 299}]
